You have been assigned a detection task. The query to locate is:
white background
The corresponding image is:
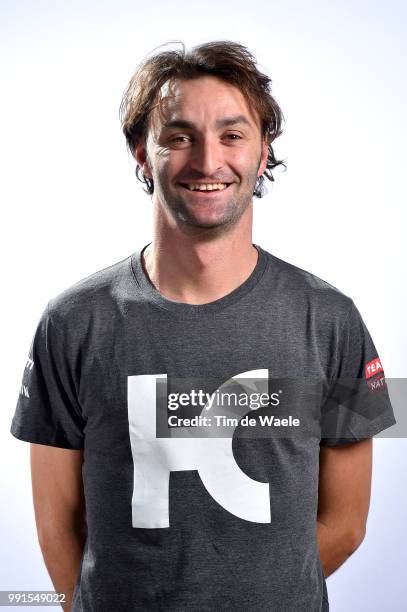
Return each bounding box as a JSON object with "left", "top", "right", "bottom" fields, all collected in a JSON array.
[{"left": 1, "top": 1, "right": 405, "bottom": 610}]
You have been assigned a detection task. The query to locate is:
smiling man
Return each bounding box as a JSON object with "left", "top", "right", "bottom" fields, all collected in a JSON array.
[
  {"left": 144, "top": 77, "right": 267, "bottom": 232},
  {"left": 11, "top": 41, "right": 396, "bottom": 611},
  {"left": 132, "top": 68, "right": 272, "bottom": 303}
]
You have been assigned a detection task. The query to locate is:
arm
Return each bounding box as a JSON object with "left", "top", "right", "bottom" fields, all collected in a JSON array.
[
  {"left": 30, "top": 443, "right": 87, "bottom": 611},
  {"left": 317, "top": 438, "right": 372, "bottom": 577}
]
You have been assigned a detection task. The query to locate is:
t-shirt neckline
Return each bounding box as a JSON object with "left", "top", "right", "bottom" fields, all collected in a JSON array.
[{"left": 130, "top": 242, "right": 269, "bottom": 317}]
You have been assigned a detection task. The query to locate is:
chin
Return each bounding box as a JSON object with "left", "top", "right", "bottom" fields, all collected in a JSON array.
[{"left": 177, "top": 212, "right": 238, "bottom": 231}]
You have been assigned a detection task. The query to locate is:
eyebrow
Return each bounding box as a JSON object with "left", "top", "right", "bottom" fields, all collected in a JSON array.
[{"left": 162, "top": 115, "right": 253, "bottom": 130}]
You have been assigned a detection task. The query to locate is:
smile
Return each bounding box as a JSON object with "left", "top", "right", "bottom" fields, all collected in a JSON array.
[{"left": 179, "top": 183, "right": 232, "bottom": 193}]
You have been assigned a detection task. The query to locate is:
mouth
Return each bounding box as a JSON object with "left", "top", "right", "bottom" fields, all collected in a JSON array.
[{"left": 178, "top": 182, "right": 233, "bottom": 195}]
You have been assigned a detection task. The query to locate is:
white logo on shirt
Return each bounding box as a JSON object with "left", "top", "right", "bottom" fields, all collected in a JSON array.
[
  {"left": 127, "top": 370, "right": 271, "bottom": 528},
  {"left": 19, "top": 384, "right": 30, "bottom": 398}
]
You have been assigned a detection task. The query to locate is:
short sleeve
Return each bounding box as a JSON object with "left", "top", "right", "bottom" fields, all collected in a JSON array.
[
  {"left": 10, "top": 301, "right": 86, "bottom": 449},
  {"left": 320, "top": 300, "right": 396, "bottom": 446}
]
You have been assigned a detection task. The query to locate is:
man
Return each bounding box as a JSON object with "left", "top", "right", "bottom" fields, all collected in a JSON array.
[{"left": 11, "top": 41, "right": 396, "bottom": 611}]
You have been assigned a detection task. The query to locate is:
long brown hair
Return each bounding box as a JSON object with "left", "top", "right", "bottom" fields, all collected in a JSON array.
[{"left": 119, "top": 40, "right": 287, "bottom": 197}]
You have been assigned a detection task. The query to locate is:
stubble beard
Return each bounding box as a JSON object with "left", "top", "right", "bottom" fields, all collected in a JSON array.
[{"left": 156, "top": 165, "right": 260, "bottom": 236}]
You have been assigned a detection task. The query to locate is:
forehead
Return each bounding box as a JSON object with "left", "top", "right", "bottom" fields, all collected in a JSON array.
[{"left": 150, "top": 75, "right": 261, "bottom": 131}]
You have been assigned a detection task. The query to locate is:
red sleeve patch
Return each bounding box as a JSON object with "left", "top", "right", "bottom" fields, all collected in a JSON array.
[{"left": 365, "top": 358, "right": 384, "bottom": 379}]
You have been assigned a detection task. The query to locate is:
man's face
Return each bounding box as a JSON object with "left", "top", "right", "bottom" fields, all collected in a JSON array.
[{"left": 136, "top": 76, "right": 269, "bottom": 233}]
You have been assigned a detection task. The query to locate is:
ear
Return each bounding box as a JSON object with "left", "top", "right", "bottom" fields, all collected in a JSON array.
[
  {"left": 257, "top": 136, "right": 269, "bottom": 177},
  {"left": 134, "top": 140, "right": 153, "bottom": 179}
]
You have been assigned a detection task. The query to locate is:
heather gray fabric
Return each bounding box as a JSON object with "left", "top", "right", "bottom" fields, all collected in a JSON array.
[{"left": 11, "top": 243, "right": 396, "bottom": 611}]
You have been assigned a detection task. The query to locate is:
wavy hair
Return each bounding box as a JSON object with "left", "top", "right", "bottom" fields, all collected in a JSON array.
[{"left": 119, "top": 40, "right": 286, "bottom": 197}]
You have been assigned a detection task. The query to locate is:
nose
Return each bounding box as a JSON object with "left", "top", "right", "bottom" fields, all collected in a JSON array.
[{"left": 189, "top": 135, "right": 224, "bottom": 177}]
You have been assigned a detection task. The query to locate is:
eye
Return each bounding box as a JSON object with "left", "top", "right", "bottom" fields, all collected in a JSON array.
[
  {"left": 224, "top": 133, "right": 243, "bottom": 141},
  {"left": 170, "top": 136, "right": 191, "bottom": 144}
]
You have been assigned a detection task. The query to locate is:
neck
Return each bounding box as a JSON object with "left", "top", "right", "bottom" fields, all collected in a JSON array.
[{"left": 142, "top": 204, "right": 258, "bottom": 305}]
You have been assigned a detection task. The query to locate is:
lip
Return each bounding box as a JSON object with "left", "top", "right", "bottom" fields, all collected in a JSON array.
[{"left": 178, "top": 183, "right": 233, "bottom": 195}]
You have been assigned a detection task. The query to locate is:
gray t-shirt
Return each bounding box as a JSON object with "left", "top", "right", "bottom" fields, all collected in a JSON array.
[{"left": 11, "top": 243, "right": 396, "bottom": 611}]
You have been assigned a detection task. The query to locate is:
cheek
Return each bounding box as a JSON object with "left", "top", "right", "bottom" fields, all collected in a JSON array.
[
  {"left": 226, "top": 148, "right": 261, "bottom": 177},
  {"left": 156, "top": 151, "right": 188, "bottom": 181}
]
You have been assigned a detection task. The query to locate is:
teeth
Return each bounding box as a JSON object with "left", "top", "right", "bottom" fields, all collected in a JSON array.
[{"left": 186, "top": 183, "right": 228, "bottom": 191}]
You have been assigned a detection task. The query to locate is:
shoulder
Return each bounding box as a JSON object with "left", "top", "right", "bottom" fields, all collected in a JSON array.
[
  {"left": 261, "top": 248, "right": 355, "bottom": 324},
  {"left": 46, "top": 253, "right": 133, "bottom": 329}
]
